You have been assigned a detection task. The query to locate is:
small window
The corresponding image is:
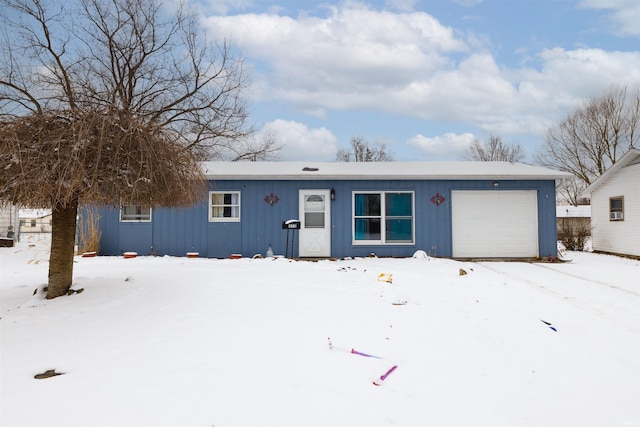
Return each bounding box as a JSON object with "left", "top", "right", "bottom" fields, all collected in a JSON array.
[
  {"left": 353, "top": 191, "right": 414, "bottom": 244},
  {"left": 304, "top": 194, "right": 325, "bottom": 228},
  {"left": 120, "top": 206, "right": 152, "bottom": 222},
  {"left": 609, "top": 197, "right": 624, "bottom": 221},
  {"left": 210, "top": 191, "right": 240, "bottom": 222}
]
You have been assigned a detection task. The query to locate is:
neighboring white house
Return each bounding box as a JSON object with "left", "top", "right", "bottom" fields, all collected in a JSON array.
[
  {"left": 0, "top": 202, "right": 20, "bottom": 245},
  {"left": 19, "top": 209, "right": 53, "bottom": 234},
  {"left": 556, "top": 205, "right": 591, "bottom": 237},
  {"left": 582, "top": 149, "right": 640, "bottom": 258}
]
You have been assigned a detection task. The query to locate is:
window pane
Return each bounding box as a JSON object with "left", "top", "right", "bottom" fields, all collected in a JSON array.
[
  {"left": 610, "top": 198, "right": 623, "bottom": 211},
  {"left": 305, "top": 195, "right": 325, "bottom": 212},
  {"left": 122, "top": 206, "right": 135, "bottom": 217},
  {"left": 386, "top": 193, "right": 412, "bottom": 216},
  {"left": 354, "top": 194, "right": 380, "bottom": 216},
  {"left": 305, "top": 212, "right": 325, "bottom": 228},
  {"left": 386, "top": 219, "right": 413, "bottom": 242},
  {"left": 211, "top": 193, "right": 224, "bottom": 205},
  {"left": 121, "top": 205, "right": 151, "bottom": 221},
  {"left": 212, "top": 206, "right": 225, "bottom": 218},
  {"left": 354, "top": 218, "right": 381, "bottom": 240}
]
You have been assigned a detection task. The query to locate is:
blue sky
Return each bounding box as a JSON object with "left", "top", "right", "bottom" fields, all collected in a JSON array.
[{"left": 192, "top": 0, "right": 640, "bottom": 161}]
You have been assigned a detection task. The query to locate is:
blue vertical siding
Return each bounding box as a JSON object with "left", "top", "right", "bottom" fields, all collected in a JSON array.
[{"left": 92, "top": 178, "right": 558, "bottom": 259}]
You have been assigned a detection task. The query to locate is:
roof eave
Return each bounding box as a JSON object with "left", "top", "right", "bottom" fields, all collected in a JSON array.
[
  {"left": 204, "top": 174, "right": 568, "bottom": 180},
  {"left": 581, "top": 149, "right": 640, "bottom": 197}
]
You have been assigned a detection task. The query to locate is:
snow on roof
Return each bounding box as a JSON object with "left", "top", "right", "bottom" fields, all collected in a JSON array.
[
  {"left": 556, "top": 205, "right": 591, "bottom": 218},
  {"left": 201, "top": 161, "right": 571, "bottom": 180},
  {"left": 19, "top": 209, "right": 52, "bottom": 219}
]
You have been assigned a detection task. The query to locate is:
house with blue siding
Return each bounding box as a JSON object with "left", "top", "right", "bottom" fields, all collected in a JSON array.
[{"left": 94, "top": 161, "right": 570, "bottom": 259}]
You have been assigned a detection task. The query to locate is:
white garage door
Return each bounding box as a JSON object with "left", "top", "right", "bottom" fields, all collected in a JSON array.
[{"left": 452, "top": 190, "right": 538, "bottom": 258}]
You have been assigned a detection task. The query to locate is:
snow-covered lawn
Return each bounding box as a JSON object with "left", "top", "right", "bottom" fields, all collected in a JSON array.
[{"left": 1, "top": 235, "right": 639, "bottom": 427}]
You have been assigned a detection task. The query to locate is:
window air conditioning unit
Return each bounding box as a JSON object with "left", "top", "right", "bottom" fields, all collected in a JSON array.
[{"left": 610, "top": 211, "right": 623, "bottom": 220}]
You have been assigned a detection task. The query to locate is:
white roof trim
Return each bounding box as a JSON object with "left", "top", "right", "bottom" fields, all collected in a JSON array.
[
  {"left": 201, "top": 161, "right": 570, "bottom": 180},
  {"left": 582, "top": 149, "right": 640, "bottom": 196},
  {"left": 556, "top": 205, "right": 591, "bottom": 218},
  {"left": 19, "top": 209, "right": 52, "bottom": 219}
]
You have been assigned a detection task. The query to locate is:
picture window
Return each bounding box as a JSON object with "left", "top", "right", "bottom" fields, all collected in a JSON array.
[{"left": 353, "top": 192, "right": 414, "bottom": 244}]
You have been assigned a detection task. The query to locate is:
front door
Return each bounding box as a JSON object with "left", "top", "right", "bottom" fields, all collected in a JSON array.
[{"left": 299, "top": 190, "right": 331, "bottom": 257}]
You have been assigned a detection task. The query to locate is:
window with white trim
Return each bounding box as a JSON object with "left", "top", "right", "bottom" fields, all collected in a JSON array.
[
  {"left": 120, "top": 205, "right": 152, "bottom": 222},
  {"left": 353, "top": 192, "right": 414, "bottom": 244},
  {"left": 609, "top": 197, "right": 624, "bottom": 221},
  {"left": 209, "top": 191, "right": 241, "bottom": 222}
]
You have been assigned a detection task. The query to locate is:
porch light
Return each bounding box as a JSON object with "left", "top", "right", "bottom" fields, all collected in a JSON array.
[
  {"left": 330, "top": 188, "right": 336, "bottom": 200},
  {"left": 492, "top": 182, "right": 500, "bottom": 187}
]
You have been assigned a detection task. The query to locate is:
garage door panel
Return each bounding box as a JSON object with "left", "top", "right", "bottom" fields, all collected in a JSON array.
[{"left": 452, "top": 190, "right": 538, "bottom": 258}]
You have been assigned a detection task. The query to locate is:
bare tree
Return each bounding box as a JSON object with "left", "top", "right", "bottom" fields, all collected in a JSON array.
[
  {"left": 0, "top": 0, "right": 255, "bottom": 298},
  {"left": 336, "top": 136, "right": 393, "bottom": 162},
  {"left": 536, "top": 85, "right": 639, "bottom": 186},
  {"left": 462, "top": 135, "right": 525, "bottom": 162},
  {"left": 217, "top": 130, "right": 282, "bottom": 161},
  {"left": 556, "top": 176, "right": 590, "bottom": 206}
]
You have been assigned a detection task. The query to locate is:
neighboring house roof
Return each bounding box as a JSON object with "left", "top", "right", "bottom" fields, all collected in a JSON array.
[
  {"left": 582, "top": 148, "right": 640, "bottom": 196},
  {"left": 201, "top": 161, "right": 571, "bottom": 180},
  {"left": 19, "top": 209, "right": 52, "bottom": 219},
  {"left": 556, "top": 205, "right": 591, "bottom": 218}
]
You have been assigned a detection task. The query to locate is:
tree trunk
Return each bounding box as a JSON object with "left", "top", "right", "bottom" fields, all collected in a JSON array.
[{"left": 47, "top": 199, "right": 78, "bottom": 299}]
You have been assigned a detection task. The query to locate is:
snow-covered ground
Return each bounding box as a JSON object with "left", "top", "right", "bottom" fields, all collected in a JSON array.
[{"left": 1, "top": 235, "right": 639, "bottom": 427}]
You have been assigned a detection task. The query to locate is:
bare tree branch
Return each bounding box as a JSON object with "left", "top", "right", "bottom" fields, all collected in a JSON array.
[
  {"left": 461, "top": 135, "right": 525, "bottom": 162},
  {"left": 0, "top": 0, "right": 258, "bottom": 298},
  {"left": 336, "top": 136, "right": 393, "bottom": 162},
  {"left": 536, "top": 84, "right": 639, "bottom": 186}
]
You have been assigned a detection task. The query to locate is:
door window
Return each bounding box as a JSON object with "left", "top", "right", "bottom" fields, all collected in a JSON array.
[{"left": 304, "top": 194, "right": 325, "bottom": 228}]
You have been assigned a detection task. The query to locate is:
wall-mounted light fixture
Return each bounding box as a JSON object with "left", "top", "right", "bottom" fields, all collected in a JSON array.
[
  {"left": 330, "top": 188, "right": 336, "bottom": 200},
  {"left": 492, "top": 182, "right": 500, "bottom": 188}
]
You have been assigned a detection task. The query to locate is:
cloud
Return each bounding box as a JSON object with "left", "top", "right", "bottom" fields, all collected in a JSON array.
[
  {"left": 202, "top": 2, "right": 640, "bottom": 141},
  {"left": 259, "top": 120, "right": 338, "bottom": 161},
  {"left": 407, "top": 133, "right": 476, "bottom": 160},
  {"left": 202, "top": 4, "right": 469, "bottom": 102},
  {"left": 579, "top": 0, "right": 640, "bottom": 36}
]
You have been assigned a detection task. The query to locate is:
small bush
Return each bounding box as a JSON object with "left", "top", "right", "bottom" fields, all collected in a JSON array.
[
  {"left": 560, "top": 218, "right": 589, "bottom": 251},
  {"left": 77, "top": 207, "right": 101, "bottom": 254}
]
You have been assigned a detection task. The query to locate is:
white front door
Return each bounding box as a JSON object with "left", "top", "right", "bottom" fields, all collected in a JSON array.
[{"left": 299, "top": 190, "right": 331, "bottom": 257}]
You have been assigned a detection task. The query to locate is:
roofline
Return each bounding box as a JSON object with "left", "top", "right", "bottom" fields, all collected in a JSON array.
[
  {"left": 201, "top": 161, "right": 570, "bottom": 181},
  {"left": 582, "top": 148, "right": 640, "bottom": 196}
]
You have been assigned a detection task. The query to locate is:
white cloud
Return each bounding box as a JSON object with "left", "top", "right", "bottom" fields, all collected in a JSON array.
[
  {"left": 202, "top": 3, "right": 640, "bottom": 142},
  {"left": 202, "top": 4, "right": 469, "bottom": 102},
  {"left": 579, "top": 0, "right": 640, "bottom": 36},
  {"left": 521, "top": 48, "right": 640, "bottom": 109},
  {"left": 407, "top": 132, "right": 476, "bottom": 160},
  {"left": 259, "top": 120, "right": 338, "bottom": 161}
]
